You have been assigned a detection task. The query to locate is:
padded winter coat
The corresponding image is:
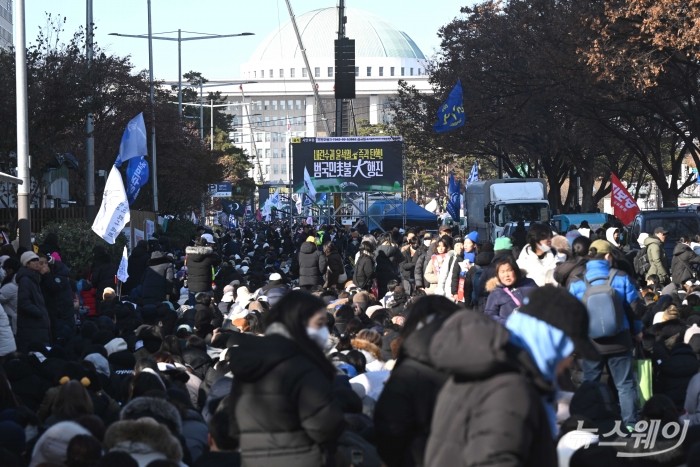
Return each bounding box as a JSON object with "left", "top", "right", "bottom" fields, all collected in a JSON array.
[
  {"left": 141, "top": 252, "right": 175, "bottom": 304},
  {"left": 227, "top": 330, "right": 344, "bottom": 467},
  {"left": 353, "top": 253, "right": 375, "bottom": 290},
  {"left": 298, "top": 242, "right": 326, "bottom": 287},
  {"left": 644, "top": 235, "right": 669, "bottom": 283},
  {"left": 483, "top": 277, "right": 538, "bottom": 325},
  {"left": 424, "top": 311, "right": 558, "bottom": 467},
  {"left": 15, "top": 267, "right": 51, "bottom": 350},
  {"left": 185, "top": 246, "right": 219, "bottom": 293},
  {"left": 671, "top": 242, "right": 700, "bottom": 285}
]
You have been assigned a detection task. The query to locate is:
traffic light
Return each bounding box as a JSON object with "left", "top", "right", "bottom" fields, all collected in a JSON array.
[{"left": 335, "top": 38, "right": 355, "bottom": 99}]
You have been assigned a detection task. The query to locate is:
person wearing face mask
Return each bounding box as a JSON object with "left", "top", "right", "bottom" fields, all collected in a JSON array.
[
  {"left": 226, "top": 290, "right": 344, "bottom": 467},
  {"left": 413, "top": 233, "right": 433, "bottom": 292},
  {"left": 516, "top": 223, "right": 559, "bottom": 287}
]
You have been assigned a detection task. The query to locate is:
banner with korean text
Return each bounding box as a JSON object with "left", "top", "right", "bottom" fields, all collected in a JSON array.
[
  {"left": 610, "top": 173, "right": 640, "bottom": 226},
  {"left": 291, "top": 136, "right": 403, "bottom": 193}
]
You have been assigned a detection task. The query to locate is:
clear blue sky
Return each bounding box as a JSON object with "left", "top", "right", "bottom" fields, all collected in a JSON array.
[{"left": 23, "top": 0, "right": 473, "bottom": 82}]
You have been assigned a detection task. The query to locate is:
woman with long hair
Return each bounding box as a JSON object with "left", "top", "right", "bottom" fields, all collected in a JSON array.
[
  {"left": 423, "top": 238, "right": 452, "bottom": 294},
  {"left": 323, "top": 241, "right": 344, "bottom": 290},
  {"left": 227, "top": 290, "right": 344, "bottom": 467}
]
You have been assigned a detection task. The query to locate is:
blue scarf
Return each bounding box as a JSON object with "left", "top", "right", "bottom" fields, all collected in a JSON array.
[{"left": 506, "top": 311, "right": 574, "bottom": 438}]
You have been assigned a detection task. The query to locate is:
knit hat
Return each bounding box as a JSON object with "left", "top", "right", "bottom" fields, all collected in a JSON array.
[
  {"left": 120, "top": 396, "right": 183, "bottom": 435},
  {"left": 31, "top": 421, "right": 91, "bottom": 466},
  {"left": 518, "top": 285, "right": 599, "bottom": 361},
  {"left": 493, "top": 237, "right": 513, "bottom": 251},
  {"left": 466, "top": 231, "right": 479, "bottom": 244},
  {"left": 20, "top": 251, "right": 39, "bottom": 267}
]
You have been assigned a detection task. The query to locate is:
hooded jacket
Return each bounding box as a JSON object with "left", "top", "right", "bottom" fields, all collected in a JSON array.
[
  {"left": 353, "top": 252, "right": 375, "bottom": 291},
  {"left": 605, "top": 227, "right": 621, "bottom": 248},
  {"left": 141, "top": 251, "right": 175, "bottom": 304},
  {"left": 186, "top": 245, "right": 220, "bottom": 293},
  {"left": 682, "top": 372, "right": 700, "bottom": 426},
  {"left": 0, "top": 276, "right": 18, "bottom": 334},
  {"left": 516, "top": 245, "right": 558, "bottom": 286},
  {"left": 424, "top": 311, "right": 558, "bottom": 467},
  {"left": 569, "top": 259, "right": 641, "bottom": 356},
  {"left": 374, "top": 314, "right": 451, "bottom": 467},
  {"left": 644, "top": 235, "right": 669, "bottom": 282},
  {"left": 227, "top": 331, "right": 344, "bottom": 467},
  {"left": 15, "top": 267, "right": 51, "bottom": 350},
  {"left": 104, "top": 417, "right": 185, "bottom": 467},
  {"left": 671, "top": 242, "right": 700, "bottom": 285},
  {"left": 297, "top": 241, "right": 327, "bottom": 287}
]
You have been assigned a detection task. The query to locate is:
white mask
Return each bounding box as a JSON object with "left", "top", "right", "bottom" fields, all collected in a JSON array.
[
  {"left": 538, "top": 242, "right": 551, "bottom": 253},
  {"left": 306, "top": 326, "right": 330, "bottom": 349},
  {"left": 423, "top": 240, "right": 431, "bottom": 247}
]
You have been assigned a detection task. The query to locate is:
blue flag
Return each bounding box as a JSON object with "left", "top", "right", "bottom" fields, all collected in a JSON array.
[
  {"left": 125, "top": 156, "right": 149, "bottom": 205},
  {"left": 115, "top": 113, "right": 148, "bottom": 167},
  {"left": 447, "top": 173, "right": 460, "bottom": 222},
  {"left": 467, "top": 162, "right": 479, "bottom": 185},
  {"left": 434, "top": 80, "right": 466, "bottom": 134}
]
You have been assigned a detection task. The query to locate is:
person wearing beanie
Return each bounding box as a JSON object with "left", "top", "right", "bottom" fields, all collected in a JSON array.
[
  {"left": 569, "top": 238, "right": 644, "bottom": 427},
  {"left": 463, "top": 231, "right": 479, "bottom": 264},
  {"left": 185, "top": 237, "right": 220, "bottom": 306},
  {"left": 425, "top": 285, "right": 599, "bottom": 466},
  {"left": 298, "top": 238, "right": 327, "bottom": 290}
]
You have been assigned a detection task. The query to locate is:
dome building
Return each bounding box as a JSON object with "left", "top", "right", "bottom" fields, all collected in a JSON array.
[{"left": 215, "top": 6, "right": 431, "bottom": 184}]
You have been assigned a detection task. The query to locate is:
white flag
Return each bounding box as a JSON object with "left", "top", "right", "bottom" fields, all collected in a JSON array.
[
  {"left": 303, "top": 166, "right": 317, "bottom": 199},
  {"left": 117, "top": 246, "right": 129, "bottom": 283},
  {"left": 92, "top": 166, "right": 131, "bottom": 244}
]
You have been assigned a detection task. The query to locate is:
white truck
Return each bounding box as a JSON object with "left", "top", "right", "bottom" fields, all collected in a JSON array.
[{"left": 466, "top": 178, "right": 550, "bottom": 243}]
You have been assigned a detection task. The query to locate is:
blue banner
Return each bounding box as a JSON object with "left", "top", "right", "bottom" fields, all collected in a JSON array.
[
  {"left": 115, "top": 113, "right": 148, "bottom": 167},
  {"left": 125, "top": 156, "right": 149, "bottom": 205},
  {"left": 447, "top": 173, "right": 460, "bottom": 222},
  {"left": 434, "top": 80, "right": 466, "bottom": 134}
]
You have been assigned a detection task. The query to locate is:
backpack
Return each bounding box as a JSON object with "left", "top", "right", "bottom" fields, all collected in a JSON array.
[
  {"left": 582, "top": 268, "right": 626, "bottom": 339},
  {"left": 471, "top": 265, "right": 484, "bottom": 306},
  {"left": 633, "top": 246, "right": 651, "bottom": 278}
]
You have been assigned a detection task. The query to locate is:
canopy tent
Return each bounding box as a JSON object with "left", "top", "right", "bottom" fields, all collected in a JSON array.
[{"left": 384, "top": 199, "right": 438, "bottom": 229}]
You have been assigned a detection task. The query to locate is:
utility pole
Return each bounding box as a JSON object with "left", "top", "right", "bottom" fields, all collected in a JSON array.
[
  {"left": 335, "top": 0, "right": 346, "bottom": 137},
  {"left": 85, "top": 0, "right": 96, "bottom": 219},
  {"left": 15, "top": 0, "right": 31, "bottom": 249},
  {"left": 147, "top": 0, "right": 159, "bottom": 213}
]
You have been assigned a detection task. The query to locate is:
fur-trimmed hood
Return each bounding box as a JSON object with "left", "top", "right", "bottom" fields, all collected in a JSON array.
[
  {"left": 104, "top": 417, "right": 183, "bottom": 464},
  {"left": 185, "top": 245, "right": 214, "bottom": 256},
  {"left": 485, "top": 276, "right": 501, "bottom": 293},
  {"left": 351, "top": 337, "right": 382, "bottom": 361}
]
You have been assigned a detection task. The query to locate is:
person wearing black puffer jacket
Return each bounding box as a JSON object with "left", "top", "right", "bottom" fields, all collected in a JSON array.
[
  {"left": 671, "top": 235, "right": 700, "bottom": 286},
  {"left": 141, "top": 250, "right": 175, "bottom": 305},
  {"left": 298, "top": 239, "right": 327, "bottom": 289},
  {"left": 374, "top": 296, "right": 460, "bottom": 467},
  {"left": 227, "top": 291, "right": 344, "bottom": 467},
  {"left": 186, "top": 238, "right": 220, "bottom": 306},
  {"left": 16, "top": 251, "right": 51, "bottom": 351}
]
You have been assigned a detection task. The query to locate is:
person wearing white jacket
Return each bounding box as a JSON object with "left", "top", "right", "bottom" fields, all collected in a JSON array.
[
  {"left": 0, "top": 303, "right": 16, "bottom": 357},
  {"left": 517, "top": 223, "right": 559, "bottom": 286},
  {"left": 0, "top": 257, "right": 19, "bottom": 335}
]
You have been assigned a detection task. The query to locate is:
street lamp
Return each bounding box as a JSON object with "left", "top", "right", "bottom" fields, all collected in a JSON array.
[{"left": 108, "top": 30, "right": 254, "bottom": 118}]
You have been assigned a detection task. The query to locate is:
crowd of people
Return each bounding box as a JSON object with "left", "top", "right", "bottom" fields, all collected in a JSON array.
[{"left": 2, "top": 219, "right": 700, "bottom": 465}]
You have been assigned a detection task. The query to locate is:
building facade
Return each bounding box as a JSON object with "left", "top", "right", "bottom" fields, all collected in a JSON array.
[
  {"left": 0, "top": 0, "right": 12, "bottom": 50},
  {"left": 210, "top": 7, "right": 431, "bottom": 184}
]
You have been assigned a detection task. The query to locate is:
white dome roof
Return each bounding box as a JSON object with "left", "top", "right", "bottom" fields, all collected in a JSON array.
[{"left": 243, "top": 7, "right": 425, "bottom": 72}]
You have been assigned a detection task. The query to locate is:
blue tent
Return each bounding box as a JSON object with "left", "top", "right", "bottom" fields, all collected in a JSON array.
[{"left": 368, "top": 199, "right": 437, "bottom": 230}]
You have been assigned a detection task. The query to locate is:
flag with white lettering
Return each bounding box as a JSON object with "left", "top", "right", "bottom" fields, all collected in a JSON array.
[
  {"left": 610, "top": 173, "right": 640, "bottom": 225},
  {"left": 92, "top": 166, "right": 131, "bottom": 244},
  {"left": 125, "top": 156, "right": 149, "bottom": 205}
]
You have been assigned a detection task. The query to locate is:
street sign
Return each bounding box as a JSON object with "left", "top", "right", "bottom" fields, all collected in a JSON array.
[{"left": 209, "top": 182, "right": 232, "bottom": 198}]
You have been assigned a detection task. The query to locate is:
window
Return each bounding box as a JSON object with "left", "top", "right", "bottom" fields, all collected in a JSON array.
[
  {"left": 295, "top": 99, "right": 302, "bottom": 110},
  {"left": 328, "top": 66, "right": 333, "bottom": 77},
  {"left": 253, "top": 71, "right": 257, "bottom": 78},
  {"left": 281, "top": 165, "right": 287, "bottom": 174},
  {"left": 281, "top": 148, "right": 286, "bottom": 159},
  {"left": 265, "top": 132, "right": 270, "bottom": 142},
  {"left": 290, "top": 68, "right": 295, "bottom": 78},
  {"left": 269, "top": 69, "right": 273, "bottom": 78},
  {"left": 261, "top": 70, "right": 265, "bottom": 78},
  {"left": 401, "top": 67, "right": 405, "bottom": 76},
  {"left": 271, "top": 132, "right": 278, "bottom": 142},
  {"left": 273, "top": 149, "right": 279, "bottom": 159},
  {"left": 265, "top": 149, "right": 271, "bottom": 158},
  {"left": 390, "top": 67, "right": 395, "bottom": 76},
  {"left": 288, "top": 100, "right": 293, "bottom": 110},
  {"left": 273, "top": 165, "right": 279, "bottom": 175},
  {"left": 255, "top": 101, "right": 262, "bottom": 111},
  {"left": 280, "top": 100, "right": 286, "bottom": 110},
  {"left": 279, "top": 69, "right": 284, "bottom": 78},
  {"left": 264, "top": 116, "right": 270, "bottom": 126},
  {"left": 355, "top": 67, "right": 359, "bottom": 76},
  {"left": 379, "top": 67, "right": 384, "bottom": 77},
  {"left": 410, "top": 68, "right": 414, "bottom": 76},
  {"left": 272, "top": 100, "right": 277, "bottom": 110},
  {"left": 264, "top": 164, "right": 269, "bottom": 175},
  {"left": 367, "top": 66, "right": 372, "bottom": 77},
  {"left": 302, "top": 68, "right": 308, "bottom": 77},
  {"left": 418, "top": 68, "right": 422, "bottom": 75},
  {"left": 255, "top": 132, "right": 262, "bottom": 142},
  {"left": 314, "top": 67, "right": 320, "bottom": 78},
  {"left": 264, "top": 100, "right": 269, "bottom": 110}
]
